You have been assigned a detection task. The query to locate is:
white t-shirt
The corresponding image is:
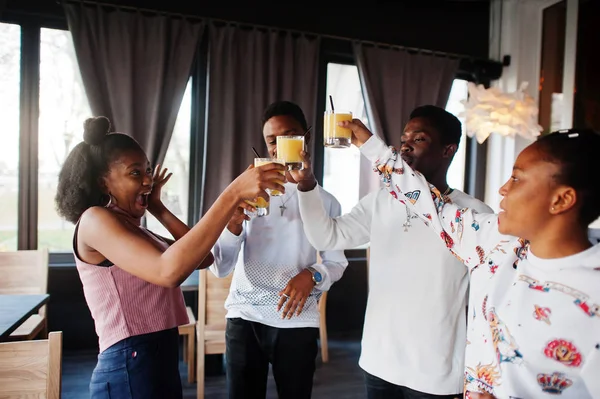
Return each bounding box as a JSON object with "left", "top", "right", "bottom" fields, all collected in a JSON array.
[
  {"left": 211, "top": 182, "right": 348, "bottom": 329},
  {"left": 298, "top": 179, "right": 492, "bottom": 395},
  {"left": 361, "top": 134, "right": 600, "bottom": 398}
]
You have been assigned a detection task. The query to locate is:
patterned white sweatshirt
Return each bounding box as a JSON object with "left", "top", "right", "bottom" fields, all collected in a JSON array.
[
  {"left": 360, "top": 134, "right": 600, "bottom": 399},
  {"left": 211, "top": 182, "right": 348, "bottom": 329}
]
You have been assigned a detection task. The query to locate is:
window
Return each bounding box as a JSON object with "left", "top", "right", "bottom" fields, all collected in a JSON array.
[
  {"left": 0, "top": 23, "right": 21, "bottom": 251},
  {"left": 445, "top": 79, "right": 469, "bottom": 192},
  {"left": 322, "top": 63, "right": 369, "bottom": 215},
  {"left": 38, "top": 28, "right": 92, "bottom": 252},
  {"left": 145, "top": 80, "right": 192, "bottom": 238}
]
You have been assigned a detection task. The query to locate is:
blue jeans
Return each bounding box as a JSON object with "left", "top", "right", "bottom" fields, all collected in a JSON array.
[
  {"left": 89, "top": 328, "right": 182, "bottom": 399},
  {"left": 364, "top": 372, "right": 461, "bottom": 399}
]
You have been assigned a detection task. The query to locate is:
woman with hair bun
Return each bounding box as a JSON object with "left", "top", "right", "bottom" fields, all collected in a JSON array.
[{"left": 55, "top": 116, "right": 286, "bottom": 398}]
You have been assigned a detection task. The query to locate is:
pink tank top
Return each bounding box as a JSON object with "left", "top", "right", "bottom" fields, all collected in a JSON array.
[{"left": 74, "top": 206, "right": 189, "bottom": 353}]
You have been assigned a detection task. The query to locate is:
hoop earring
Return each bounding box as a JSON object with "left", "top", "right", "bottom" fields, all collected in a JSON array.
[{"left": 103, "top": 193, "right": 113, "bottom": 208}]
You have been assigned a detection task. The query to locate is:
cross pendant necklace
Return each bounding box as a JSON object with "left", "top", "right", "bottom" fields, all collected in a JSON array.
[{"left": 278, "top": 189, "right": 296, "bottom": 217}]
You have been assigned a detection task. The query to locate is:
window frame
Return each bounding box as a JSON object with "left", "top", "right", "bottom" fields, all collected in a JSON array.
[
  {"left": 316, "top": 38, "right": 484, "bottom": 201},
  {"left": 1, "top": 13, "right": 200, "bottom": 266}
]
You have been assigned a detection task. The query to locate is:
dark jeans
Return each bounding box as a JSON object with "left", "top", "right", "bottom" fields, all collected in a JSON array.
[
  {"left": 365, "top": 372, "right": 461, "bottom": 399},
  {"left": 226, "top": 318, "right": 319, "bottom": 399},
  {"left": 89, "top": 328, "right": 182, "bottom": 399}
]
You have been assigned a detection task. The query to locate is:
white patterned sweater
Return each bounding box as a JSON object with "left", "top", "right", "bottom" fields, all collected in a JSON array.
[
  {"left": 211, "top": 182, "right": 348, "bottom": 328},
  {"left": 360, "top": 134, "right": 600, "bottom": 399}
]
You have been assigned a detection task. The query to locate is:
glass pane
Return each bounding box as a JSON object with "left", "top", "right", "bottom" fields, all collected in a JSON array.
[
  {"left": 38, "top": 28, "right": 92, "bottom": 252},
  {"left": 323, "top": 63, "right": 368, "bottom": 215},
  {"left": 445, "top": 79, "right": 469, "bottom": 192},
  {"left": 145, "top": 79, "right": 192, "bottom": 238},
  {"left": 0, "top": 23, "right": 21, "bottom": 251}
]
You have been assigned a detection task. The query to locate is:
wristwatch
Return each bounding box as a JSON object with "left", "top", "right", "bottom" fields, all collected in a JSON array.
[{"left": 306, "top": 266, "right": 323, "bottom": 285}]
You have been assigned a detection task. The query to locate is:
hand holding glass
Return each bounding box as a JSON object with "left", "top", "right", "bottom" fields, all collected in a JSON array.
[{"left": 324, "top": 111, "right": 352, "bottom": 148}]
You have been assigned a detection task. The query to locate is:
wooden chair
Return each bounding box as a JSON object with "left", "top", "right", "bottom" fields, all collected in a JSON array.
[
  {"left": 317, "top": 291, "right": 329, "bottom": 363},
  {"left": 178, "top": 306, "right": 196, "bottom": 383},
  {"left": 0, "top": 249, "right": 49, "bottom": 340},
  {"left": 196, "top": 269, "right": 233, "bottom": 399},
  {"left": 195, "top": 258, "right": 330, "bottom": 397},
  {"left": 315, "top": 252, "right": 329, "bottom": 363},
  {"left": 0, "top": 331, "right": 62, "bottom": 398}
]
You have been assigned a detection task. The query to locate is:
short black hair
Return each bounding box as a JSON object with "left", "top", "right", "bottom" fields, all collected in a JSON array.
[
  {"left": 535, "top": 128, "right": 600, "bottom": 225},
  {"left": 261, "top": 101, "right": 308, "bottom": 131},
  {"left": 55, "top": 116, "right": 143, "bottom": 223},
  {"left": 409, "top": 105, "right": 462, "bottom": 146}
]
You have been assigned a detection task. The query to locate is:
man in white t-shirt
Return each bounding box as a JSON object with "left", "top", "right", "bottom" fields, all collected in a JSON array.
[
  {"left": 291, "top": 106, "right": 493, "bottom": 399},
  {"left": 211, "top": 101, "right": 348, "bottom": 399}
]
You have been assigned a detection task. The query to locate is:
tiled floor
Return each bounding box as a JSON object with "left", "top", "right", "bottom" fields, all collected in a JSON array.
[{"left": 62, "top": 338, "right": 366, "bottom": 398}]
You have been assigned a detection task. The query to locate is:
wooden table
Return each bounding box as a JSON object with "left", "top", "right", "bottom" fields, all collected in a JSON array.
[{"left": 0, "top": 294, "right": 50, "bottom": 339}]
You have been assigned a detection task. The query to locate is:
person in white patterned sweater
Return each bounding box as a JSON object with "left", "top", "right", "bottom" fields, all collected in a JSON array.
[
  {"left": 211, "top": 101, "right": 348, "bottom": 399},
  {"left": 346, "top": 119, "right": 600, "bottom": 399},
  {"left": 295, "top": 106, "right": 492, "bottom": 399}
]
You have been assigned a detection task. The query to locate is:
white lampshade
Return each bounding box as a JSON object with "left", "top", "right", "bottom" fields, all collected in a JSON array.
[{"left": 460, "top": 82, "right": 543, "bottom": 144}]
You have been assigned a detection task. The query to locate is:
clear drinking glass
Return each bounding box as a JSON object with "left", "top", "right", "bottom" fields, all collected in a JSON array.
[
  {"left": 324, "top": 110, "right": 352, "bottom": 148},
  {"left": 276, "top": 135, "right": 305, "bottom": 170},
  {"left": 254, "top": 157, "right": 285, "bottom": 196}
]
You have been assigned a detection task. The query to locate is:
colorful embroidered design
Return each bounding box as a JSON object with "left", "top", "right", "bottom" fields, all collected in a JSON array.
[
  {"left": 488, "top": 308, "right": 523, "bottom": 365},
  {"left": 488, "top": 259, "right": 499, "bottom": 274},
  {"left": 404, "top": 190, "right": 421, "bottom": 204},
  {"left": 533, "top": 305, "right": 552, "bottom": 325},
  {"left": 519, "top": 276, "right": 600, "bottom": 317},
  {"left": 482, "top": 295, "right": 488, "bottom": 321},
  {"left": 471, "top": 220, "right": 480, "bottom": 231},
  {"left": 475, "top": 246, "right": 486, "bottom": 264},
  {"left": 464, "top": 363, "right": 500, "bottom": 395},
  {"left": 544, "top": 339, "right": 582, "bottom": 367},
  {"left": 513, "top": 238, "right": 529, "bottom": 269},
  {"left": 536, "top": 372, "right": 573, "bottom": 394},
  {"left": 440, "top": 231, "right": 454, "bottom": 248},
  {"left": 519, "top": 275, "right": 550, "bottom": 292},
  {"left": 454, "top": 208, "right": 466, "bottom": 239}
]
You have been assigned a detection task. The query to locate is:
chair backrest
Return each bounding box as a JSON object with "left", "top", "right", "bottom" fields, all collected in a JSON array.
[
  {"left": 0, "top": 249, "right": 49, "bottom": 317},
  {"left": 0, "top": 331, "right": 62, "bottom": 399},
  {"left": 197, "top": 269, "right": 234, "bottom": 332}
]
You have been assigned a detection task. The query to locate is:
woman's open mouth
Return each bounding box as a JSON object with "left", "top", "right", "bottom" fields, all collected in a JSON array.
[{"left": 136, "top": 193, "right": 150, "bottom": 208}]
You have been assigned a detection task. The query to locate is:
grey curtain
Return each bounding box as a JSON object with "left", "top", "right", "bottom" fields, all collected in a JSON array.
[
  {"left": 64, "top": 4, "right": 203, "bottom": 165},
  {"left": 354, "top": 42, "right": 459, "bottom": 146},
  {"left": 202, "top": 22, "right": 320, "bottom": 213}
]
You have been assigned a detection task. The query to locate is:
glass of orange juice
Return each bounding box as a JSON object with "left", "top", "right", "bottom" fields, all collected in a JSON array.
[
  {"left": 244, "top": 196, "right": 269, "bottom": 217},
  {"left": 324, "top": 111, "right": 352, "bottom": 148},
  {"left": 254, "top": 157, "right": 285, "bottom": 196},
  {"left": 276, "top": 136, "right": 305, "bottom": 170}
]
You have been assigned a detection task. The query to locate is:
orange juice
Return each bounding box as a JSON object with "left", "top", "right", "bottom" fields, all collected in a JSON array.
[
  {"left": 276, "top": 136, "right": 305, "bottom": 170},
  {"left": 254, "top": 158, "right": 285, "bottom": 196},
  {"left": 324, "top": 111, "right": 352, "bottom": 148},
  {"left": 244, "top": 196, "right": 269, "bottom": 217}
]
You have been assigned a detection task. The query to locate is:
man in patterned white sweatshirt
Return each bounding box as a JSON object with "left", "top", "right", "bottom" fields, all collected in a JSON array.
[{"left": 293, "top": 105, "right": 493, "bottom": 399}]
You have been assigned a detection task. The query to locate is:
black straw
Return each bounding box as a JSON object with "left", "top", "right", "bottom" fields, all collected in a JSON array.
[
  {"left": 251, "top": 147, "right": 261, "bottom": 158},
  {"left": 329, "top": 95, "right": 335, "bottom": 112}
]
